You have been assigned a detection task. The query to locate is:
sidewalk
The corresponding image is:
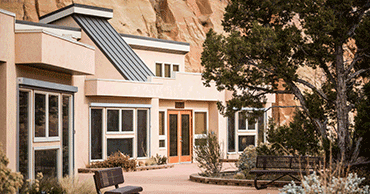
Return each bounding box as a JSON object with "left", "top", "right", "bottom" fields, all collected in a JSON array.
[{"left": 79, "top": 163, "right": 280, "bottom": 194}]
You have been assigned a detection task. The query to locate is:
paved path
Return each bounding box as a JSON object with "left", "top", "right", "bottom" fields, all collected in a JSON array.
[{"left": 79, "top": 163, "right": 280, "bottom": 194}]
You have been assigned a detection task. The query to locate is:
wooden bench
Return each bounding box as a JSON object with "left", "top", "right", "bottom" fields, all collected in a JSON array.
[
  {"left": 249, "top": 155, "right": 322, "bottom": 190},
  {"left": 93, "top": 167, "right": 143, "bottom": 194}
]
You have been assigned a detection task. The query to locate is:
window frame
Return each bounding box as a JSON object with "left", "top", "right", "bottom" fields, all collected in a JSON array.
[
  {"left": 33, "top": 145, "right": 61, "bottom": 179},
  {"left": 155, "top": 62, "right": 180, "bottom": 78},
  {"left": 158, "top": 110, "right": 167, "bottom": 150},
  {"left": 89, "top": 106, "right": 150, "bottom": 162},
  {"left": 33, "top": 91, "right": 61, "bottom": 143}
]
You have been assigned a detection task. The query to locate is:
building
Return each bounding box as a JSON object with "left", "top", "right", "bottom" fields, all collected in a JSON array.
[{"left": 0, "top": 4, "right": 276, "bottom": 180}]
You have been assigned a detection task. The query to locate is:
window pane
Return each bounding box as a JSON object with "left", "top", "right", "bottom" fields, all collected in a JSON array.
[
  {"left": 238, "top": 135, "right": 255, "bottom": 152},
  {"left": 248, "top": 119, "right": 256, "bottom": 130},
  {"left": 181, "top": 114, "right": 190, "bottom": 156},
  {"left": 238, "top": 112, "right": 246, "bottom": 130},
  {"left": 173, "top": 65, "right": 179, "bottom": 72},
  {"left": 195, "top": 138, "right": 206, "bottom": 146},
  {"left": 195, "top": 112, "right": 207, "bottom": 134},
  {"left": 107, "top": 139, "right": 133, "bottom": 157},
  {"left": 122, "top": 110, "right": 133, "bottom": 131},
  {"left": 62, "top": 96, "right": 70, "bottom": 177},
  {"left": 165, "top": 64, "right": 171, "bottom": 78},
  {"left": 107, "top": 110, "right": 119, "bottom": 132},
  {"left": 91, "top": 109, "right": 103, "bottom": 160},
  {"left": 35, "top": 93, "right": 46, "bottom": 137},
  {"left": 156, "top": 63, "right": 162, "bottom": 77},
  {"left": 159, "top": 111, "right": 165, "bottom": 135},
  {"left": 169, "top": 114, "right": 178, "bottom": 157},
  {"left": 49, "top": 95, "right": 59, "bottom": 137},
  {"left": 137, "top": 110, "right": 147, "bottom": 157},
  {"left": 19, "top": 91, "right": 29, "bottom": 178},
  {"left": 159, "top": 140, "right": 165, "bottom": 148},
  {"left": 35, "top": 149, "right": 57, "bottom": 178},
  {"left": 228, "top": 116, "right": 235, "bottom": 152},
  {"left": 258, "top": 115, "right": 265, "bottom": 144}
]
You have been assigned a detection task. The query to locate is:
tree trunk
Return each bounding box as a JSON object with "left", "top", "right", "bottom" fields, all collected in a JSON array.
[{"left": 336, "top": 45, "right": 349, "bottom": 162}]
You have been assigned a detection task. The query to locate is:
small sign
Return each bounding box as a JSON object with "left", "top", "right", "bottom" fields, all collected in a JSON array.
[{"left": 175, "top": 102, "right": 185, "bottom": 108}]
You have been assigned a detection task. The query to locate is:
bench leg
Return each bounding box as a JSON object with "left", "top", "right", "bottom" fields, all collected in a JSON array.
[{"left": 254, "top": 174, "right": 267, "bottom": 190}]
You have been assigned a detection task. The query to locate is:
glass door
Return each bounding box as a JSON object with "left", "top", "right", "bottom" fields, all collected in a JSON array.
[{"left": 167, "top": 110, "right": 192, "bottom": 163}]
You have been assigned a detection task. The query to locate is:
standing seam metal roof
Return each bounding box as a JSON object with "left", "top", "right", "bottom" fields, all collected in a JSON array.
[{"left": 72, "top": 14, "right": 154, "bottom": 82}]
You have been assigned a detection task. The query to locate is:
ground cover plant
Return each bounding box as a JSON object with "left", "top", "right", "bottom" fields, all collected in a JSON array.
[{"left": 0, "top": 144, "right": 23, "bottom": 193}]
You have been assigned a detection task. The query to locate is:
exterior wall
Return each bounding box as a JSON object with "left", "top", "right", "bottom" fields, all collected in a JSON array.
[
  {"left": 79, "top": 30, "right": 126, "bottom": 80},
  {"left": 133, "top": 49, "right": 186, "bottom": 73},
  {"left": 0, "top": 10, "right": 17, "bottom": 171}
]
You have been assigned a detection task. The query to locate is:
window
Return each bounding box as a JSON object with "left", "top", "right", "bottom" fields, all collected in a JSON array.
[
  {"left": 227, "top": 110, "right": 265, "bottom": 153},
  {"left": 19, "top": 88, "right": 73, "bottom": 180},
  {"left": 90, "top": 107, "right": 149, "bottom": 161},
  {"left": 107, "top": 138, "right": 133, "bottom": 157},
  {"left": 91, "top": 109, "right": 103, "bottom": 160},
  {"left": 34, "top": 92, "right": 60, "bottom": 141},
  {"left": 194, "top": 112, "right": 208, "bottom": 146},
  {"left": 159, "top": 111, "right": 166, "bottom": 149},
  {"left": 155, "top": 62, "right": 180, "bottom": 78}
]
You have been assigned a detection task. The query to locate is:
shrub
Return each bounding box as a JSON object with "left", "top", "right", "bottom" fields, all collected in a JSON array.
[
  {"left": 153, "top": 154, "right": 167, "bottom": 165},
  {"left": 194, "top": 133, "right": 222, "bottom": 177},
  {"left": 280, "top": 172, "right": 370, "bottom": 194},
  {"left": 236, "top": 145, "right": 257, "bottom": 177},
  {"left": 0, "top": 144, "right": 23, "bottom": 193},
  {"left": 59, "top": 175, "right": 96, "bottom": 194},
  {"left": 86, "top": 151, "right": 136, "bottom": 171},
  {"left": 20, "top": 172, "right": 64, "bottom": 194}
]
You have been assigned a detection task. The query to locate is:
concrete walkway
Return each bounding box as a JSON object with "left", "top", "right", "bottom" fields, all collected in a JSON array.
[{"left": 79, "top": 163, "right": 280, "bottom": 194}]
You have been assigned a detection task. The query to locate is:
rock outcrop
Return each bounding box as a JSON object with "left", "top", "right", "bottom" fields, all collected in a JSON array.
[{"left": 0, "top": 0, "right": 228, "bottom": 72}]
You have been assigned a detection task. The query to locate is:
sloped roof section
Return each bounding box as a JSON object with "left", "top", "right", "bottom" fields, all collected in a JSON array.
[{"left": 73, "top": 14, "right": 154, "bottom": 81}]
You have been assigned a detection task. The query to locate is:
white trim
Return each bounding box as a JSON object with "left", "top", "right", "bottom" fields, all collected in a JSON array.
[
  {"left": 39, "top": 6, "right": 113, "bottom": 24},
  {"left": 90, "top": 103, "right": 152, "bottom": 108},
  {"left": 122, "top": 35, "right": 190, "bottom": 54},
  {"left": 33, "top": 145, "right": 60, "bottom": 150},
  {"left": 0, "top": 8, "right": 16, "bottom": 17},
  {"left": 158, "top": 110, "right": 167, "bottom": 149},
  {"left": 85, "top": 78, "right": 163, "bottom": 85}
]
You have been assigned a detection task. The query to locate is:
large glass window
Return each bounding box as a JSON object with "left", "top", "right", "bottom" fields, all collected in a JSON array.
[
  {"left": 90, "top": 107, "right": 149, "bottom": 160},
  {"left": 227, "top": 111, "right": 265, "bottom": 153},
  {"left": 35, "top": 149, "right": 58, "bottom": 178},
  {"left": 19, "top": 88, "right": 73, "bottom": 180},
  {"left": 137, "top": 110, "right": 148, "bottom": 158},
  {"left": 91, "top": 109, "right": 103, "bottom": 160},
  {"left": 107, "top": 138, "right": 133, "bottom": 157}
]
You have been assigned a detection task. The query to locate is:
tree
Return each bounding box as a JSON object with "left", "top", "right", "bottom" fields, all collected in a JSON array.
[{"left": 201, "top": 0, "right": 370, "bottom": 163}]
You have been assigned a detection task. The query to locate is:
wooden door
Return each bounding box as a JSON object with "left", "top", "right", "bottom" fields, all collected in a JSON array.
[{"left": 167, "top": 110, "right": 192, "bottom": 163}]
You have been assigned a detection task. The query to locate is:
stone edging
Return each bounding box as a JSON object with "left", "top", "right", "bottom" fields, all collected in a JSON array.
[
  {"left": 189, "top": 173, "right": 294, "bottom": 188},
  {"left": 78, "top": 164, "right": 174, "bottom": 173}
]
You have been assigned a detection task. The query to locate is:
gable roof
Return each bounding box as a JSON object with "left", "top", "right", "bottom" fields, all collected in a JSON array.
[{"left": 73, "top": 14, "right": 154, "bottom": 81}]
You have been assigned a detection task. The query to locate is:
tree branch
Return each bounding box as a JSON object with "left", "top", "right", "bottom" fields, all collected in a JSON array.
[
  {"left": 295, "top": 78, "right": 329, "bottom": 101},
  {"left": 347, "top": 1, "right": 370, "bottom": 37},
  {"left": 346, "top": 68, "right": 370, "bottom": 83},
  {"left": 344, "top": 53, "right": 362, "bottom": 77}
]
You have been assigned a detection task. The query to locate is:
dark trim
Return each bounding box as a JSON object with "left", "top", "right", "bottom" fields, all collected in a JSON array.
[
  {"left": 16, "top": 20, "right": 81, "bottom": 31},
  {"left": 121, "top": 33, "right": 190, "bottom": 46},
  {"left": 18, "top": 77, "right": 78, "bottom": 93},
  {"left": 39, "top": 3, "right": 113, "bottom": 20}
]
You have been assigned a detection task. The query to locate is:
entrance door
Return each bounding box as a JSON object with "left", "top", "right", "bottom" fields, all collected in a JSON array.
[{"left": 168, "top": 110, "right": 192, "bottom": 163}]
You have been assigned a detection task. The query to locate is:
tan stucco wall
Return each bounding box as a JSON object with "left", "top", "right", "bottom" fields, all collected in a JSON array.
[
  {"left": 0, "top": 11, "right": 17, "bottom": 171},
  {"left": 133, "top": 49, "right": 186, "bottom": 73}
]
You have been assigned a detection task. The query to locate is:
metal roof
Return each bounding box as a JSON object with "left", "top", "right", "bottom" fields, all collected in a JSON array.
[{"left": 73, "top": 14, "right": 154, "bottom": 81}]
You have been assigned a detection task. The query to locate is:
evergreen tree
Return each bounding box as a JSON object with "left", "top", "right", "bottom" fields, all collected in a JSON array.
[{"left": 201, "top": 0, "right": 370, "bottom": 163}]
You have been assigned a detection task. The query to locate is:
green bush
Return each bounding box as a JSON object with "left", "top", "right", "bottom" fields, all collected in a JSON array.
[
  {"left": 194, "top": 133, "right": 222, "bottom": 177},
  {"left": 236, "top": 145, "right": 257, "bottom": 177},
  {"left": 0, "top": 144, "right": 23, "bottom": 193},
  {"left": 153, "top": 154, "right": 167, "bottom": 165},
  {"left": 86, "top": 151, "right": 136, "bottom": 171}
]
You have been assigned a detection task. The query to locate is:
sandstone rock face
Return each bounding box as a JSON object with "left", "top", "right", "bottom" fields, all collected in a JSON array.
[{"left": 0, "top": 0, "right": 228, "bottom": 72}]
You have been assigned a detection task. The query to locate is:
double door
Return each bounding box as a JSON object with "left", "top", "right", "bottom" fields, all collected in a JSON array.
[{"left": 167, "top": 110, "right": 192, "bottom": 163}]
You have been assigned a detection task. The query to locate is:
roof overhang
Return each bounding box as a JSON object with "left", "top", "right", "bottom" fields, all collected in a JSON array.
[{"left": 39, "top": 4, "right": 113, "bottom": 24}]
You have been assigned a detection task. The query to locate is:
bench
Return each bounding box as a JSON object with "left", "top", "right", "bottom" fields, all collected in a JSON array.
[
  {"left": 93, "top": 167, "right": 143, "bottom": 194},
  {"left": 249, "top": 155, "right": 322, "bottom": 190}
]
